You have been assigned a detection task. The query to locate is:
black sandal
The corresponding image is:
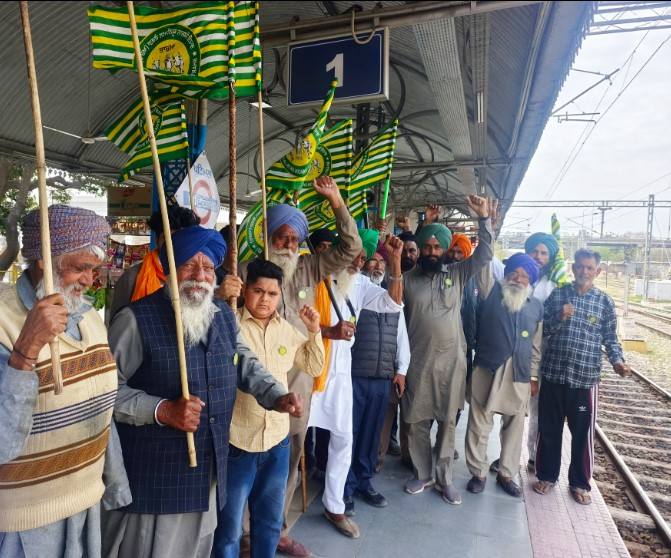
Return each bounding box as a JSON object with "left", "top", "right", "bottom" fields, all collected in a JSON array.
[{"left": 496, "top": 475, "right": 522, "bottom": 497}]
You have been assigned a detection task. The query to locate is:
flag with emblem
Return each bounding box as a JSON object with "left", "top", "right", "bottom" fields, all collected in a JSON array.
[
  {"left": 348, "top": 119, "right": 398, "bottom": 222},
  {"left": 549, "top": 213, "right": 568, "bottom": 287},
  {"left": 237, "top": 189, "right": 291, "bottom": 262},
  {"left": 297, "top": 119, "right": 353, "bottom": 232},
  {"left": 88, "top": 1, "right": 261, "bottom": 99},
  {"left": 263, "top": 81, "right": 337, "bottom": 191},
  {"left": 105, "top": 91, "right": 189, "bottom": 182}
]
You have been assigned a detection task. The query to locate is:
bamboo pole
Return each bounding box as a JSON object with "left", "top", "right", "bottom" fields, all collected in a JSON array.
[
  {"left": 127, "top": 1, "right": 197, "bottom": 467},
  {"left": 19, "top": 1, "right": 63, "bottom": 395},
  {"left": 257, "top": 90, "right": 269, "bottom": 259},
  {"left": 186, "top": 157, "right": 195, "bottom": 210},
  {"left": 227, "top": 82, "right": 238, "bottom": 309}
]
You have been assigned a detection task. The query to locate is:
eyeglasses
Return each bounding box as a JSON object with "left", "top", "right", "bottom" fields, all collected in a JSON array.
[
  {"left": 507, "top": 271, "right": 531, "bottom": 283},
  {"left": 366, "top": 259, "right": 386, "bottom": 267}
]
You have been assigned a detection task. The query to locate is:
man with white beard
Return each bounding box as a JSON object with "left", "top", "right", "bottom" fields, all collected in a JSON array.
[
  {"left": 105, "top": 226, "right": 304, "bottom": 558},
  {"left": 343, "top": 242, "right": 410, "bottom": 517},
  {"left": 308, "top": 230, "right": 404, "bottom": 540},
  {"left": 234, "top": 176, "right": 362, "bottom": 558},
  {"left": 0, "top": 205, "right": 130, "bottom": 558},
  {"left": 464, "top": 253, "right": 544, "bottom": 498}
]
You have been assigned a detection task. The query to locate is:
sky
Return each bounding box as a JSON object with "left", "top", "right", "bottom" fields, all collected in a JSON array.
[{"left": 501, "top": 18, "right": 671, "bottom": 239}]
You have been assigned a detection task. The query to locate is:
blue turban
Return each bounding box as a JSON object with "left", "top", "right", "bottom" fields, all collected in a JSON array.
[
  {"left": 504, "top": 253, "right": 539, "bottom": 285},
  {"left": 266, "top": 204, "right": 309, "bottom": 244},
  {"left": 159, "top": 226, "right": 227, "bottom": 272},
  {"left": 524, "top": 232, "right": 559, "bottom": 262},
  {"left": 417, "top": 223, "right": 452, "bottom": 250}
]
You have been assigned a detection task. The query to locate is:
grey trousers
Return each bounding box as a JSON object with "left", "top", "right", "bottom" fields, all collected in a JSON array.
[
  {"left": 407, "top": 418, "right": 456, "bottom": 487},
  {"left": 527, "top": 393, "right": 540, "bottom": 461},
  {"left": 465, "top": 398, "right": 525, "bottom": 479}
]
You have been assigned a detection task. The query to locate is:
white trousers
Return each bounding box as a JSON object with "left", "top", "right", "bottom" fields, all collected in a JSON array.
[{"left": 322, "top": 430, "right": 352, "bottom": 514}]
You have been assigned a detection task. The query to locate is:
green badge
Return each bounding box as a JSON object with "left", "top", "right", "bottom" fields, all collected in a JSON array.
[
  {"left": 233, "top": 353, "right": 239, "bottom": 366},
  {"left": 278, "top": 346, "right": 287, "bottom": 356},
  {"left": 521, "top": 330, "right": 529, "bottom": 338},
  {"left": 444, "top": 278, "right": 452, "bottom": 287},
  {"left": 298, "top": 290, "right": 307, "bottom": 300},
  {"left": 589, "top": 315, "right": 597, "bottom": 324},
  {"left": 349, "top": 316, "right": 357, "bottom": 324}
]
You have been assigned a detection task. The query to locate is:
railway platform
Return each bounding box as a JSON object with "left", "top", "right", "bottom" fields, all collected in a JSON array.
[{"left": 282, "top": 410, "right": 628, "bottom": 557}]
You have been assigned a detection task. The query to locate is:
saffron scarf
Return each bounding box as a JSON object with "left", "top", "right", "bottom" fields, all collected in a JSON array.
[
  {"left": 131, "top": 249, "right": 166, "bottom": 302},
  {"left": 312, "top": 278, "right": 332, "bottom": 393}
]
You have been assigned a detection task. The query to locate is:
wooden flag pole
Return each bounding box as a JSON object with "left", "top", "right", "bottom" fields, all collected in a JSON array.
[
  {"left": 257, "top": 90, "right": 269, "bottom": 259},
  {"left": 227, "top": 82, "right": 238, "bottom": 309},
  {"left": 127, "top": 1, "right": 197, "bottom": 467},
  {"left": 19, "top": 1, "right": 63, "bottom": 395}
]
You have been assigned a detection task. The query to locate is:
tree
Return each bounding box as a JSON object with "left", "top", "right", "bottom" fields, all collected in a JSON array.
[{"left": 0, "top": 156, "right": 109, "bottom": 279}]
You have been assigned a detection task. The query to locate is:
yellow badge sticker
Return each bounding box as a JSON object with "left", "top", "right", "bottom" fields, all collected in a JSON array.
[
  {"left": 444, "top": 278, "right": 452, "bottom": 287},
  {"left": 233, "top": 353, "right": 239, "bottom": 366},
  {"left": 298, "top": 290, "right": 307, "bottom": 300},
  {"left": 589, "top": 315, "right": 597, "bottom": 324},
  {"left": 349, "top": 316, "right": 357, "bottom": 324},
  {"left": 278, "top": 346, "right": 287, "bottom": 356},
  {"left": 521, "top": 331, "right": 529, "bottom": 338}
]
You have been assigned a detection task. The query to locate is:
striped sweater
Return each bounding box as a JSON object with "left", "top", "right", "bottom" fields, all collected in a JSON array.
[{"left": 0, "top": 287, "right": 118, "bottom": 532}]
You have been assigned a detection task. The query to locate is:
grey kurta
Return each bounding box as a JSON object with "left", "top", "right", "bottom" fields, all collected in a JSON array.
[{"left": 402, "top": 218, "right": 494, "bottom": 423}]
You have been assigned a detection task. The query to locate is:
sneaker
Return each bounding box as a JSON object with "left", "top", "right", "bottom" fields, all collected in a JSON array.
[
  {"left": 527, "top": 459, "right": 535, "bottom": 473},
  {"left": 440, "top": 483, "right": 462, "bottom": 505},
  {"left": 404, "top": 477, "right": 435, "bottom": 494},
  {"left": 277, "top": 536, "right": 312, "bottom": 558},
  {"left": 357, "top": 488, "right": 387, "bottom": 508},
  {"left": 466, "top": 476, "right": 486, "bottom": 494},
  {"left": 343, "top": 496, "right": 355, "bottom": 517},
  {"left": 489, "top": 458, "right": 500, "bottom": 473},
  {"left": 387, "top": 441, "right": 402, "bottom": 456},
  {"left": 324, "top": 509, "right": 360, "bottom": 538}
]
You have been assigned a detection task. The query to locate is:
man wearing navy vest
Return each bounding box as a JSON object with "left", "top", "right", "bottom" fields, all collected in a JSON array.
[
  {"left": 104, "top": 226, "right": 303, "bottom": 558},
  {"left": 464, "top": 253, "right": 544, "bottom": 497},
  {"left": 343, "top": 243, "right": 410, "bottom": 517}
]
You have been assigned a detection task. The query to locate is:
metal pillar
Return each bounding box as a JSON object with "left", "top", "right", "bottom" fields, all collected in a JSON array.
[
  {"left": 598, "top": 205, "right": 611, "bottom": 238},
  {"left": 355, "top": 103, "right": 371, "bottom": 227},
  {"left": 643, "top": 194, "right": 654, "bottom": 300}
]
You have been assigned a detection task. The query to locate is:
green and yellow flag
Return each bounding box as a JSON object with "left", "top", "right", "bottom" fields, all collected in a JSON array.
[
  {"left": 264, "top": 81, "right": 337, "bottom": 191},
  {"left": 105, "top": 92, "right": 189, "bottom": 182},
  {"left": 88, "top": 1, "right": 261, "bottom": 99},
  {"left": 297, "top": 119, "right": 353, "bottom": 232},
  {"left": 348, "top": 119, "right": 398, "bottom": 222},
  {"left": 237, "top": 189, "right": 290, "bottom": 263},
  {"left": 549, "top": 213, "right": 568, "bottom": 287}
]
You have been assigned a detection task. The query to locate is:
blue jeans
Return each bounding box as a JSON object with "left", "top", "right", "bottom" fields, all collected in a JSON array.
[{"left": 213, "top": 436, "right": 290, "bottom": 558}]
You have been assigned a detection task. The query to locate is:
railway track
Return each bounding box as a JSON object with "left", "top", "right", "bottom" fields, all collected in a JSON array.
[
  {"left": 613, "top": 301, "right": 671, "bottom": 339},
  {"left": 597, "top": 366, "right": 671, "bottom": 555}
]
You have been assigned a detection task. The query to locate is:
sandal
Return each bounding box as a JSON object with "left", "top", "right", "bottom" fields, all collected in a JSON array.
[
  {"left": 569, "top": 486, "right": 592, "bottom": 505},
  {"left": 533, "top": 480, "right": 556, "bottom": 495}
]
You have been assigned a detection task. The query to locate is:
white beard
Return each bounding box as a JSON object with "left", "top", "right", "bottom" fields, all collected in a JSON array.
[
  {"left": 367, "top": 272, "right": 384, "bottom": 285},
  {"left": 500, "top": 280, "right": 532, "bottom": 314},
  {"left": 333, "top": 267, "right": 357, "bottom": 299},
  {"left": 166, "top": 280, "right": 216, "bottom": 348},
  {"left": 269, "top": 248, "right": 300, "bottom": 283},
  {"left": 36, "top": 273, "right": 86, "bottom": 315}
]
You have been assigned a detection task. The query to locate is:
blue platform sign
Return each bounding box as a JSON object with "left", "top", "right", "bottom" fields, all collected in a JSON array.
[{"left": 287, "top": 28, "right": 389, "bottom": 107}]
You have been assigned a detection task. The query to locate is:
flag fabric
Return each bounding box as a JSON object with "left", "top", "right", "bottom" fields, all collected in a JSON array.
[
  {"left": 237, "top": 189, "right": 290, "bottom": 262},
  {"left": 105, "top": 91, "right": 189, "bottom": 182},
  {"left": 348, "top": 119, "right": 398, "bottom": 222},
  {"left": 549, "top": 213, "right": 568, "bottom": 287},
  {"left": 264, "top": 81, "right": 337, "bottom": 191},
  {"left": 297, "top": 120, "right": 353, "bottom": 232},
  {"left": 88, "top": 1, "right": 261, "bottom": 99}
]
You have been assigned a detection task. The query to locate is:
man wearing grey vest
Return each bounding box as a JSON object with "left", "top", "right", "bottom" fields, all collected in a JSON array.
[
  {"left": 343, "top": 245, "right": 410, "bottom": 517},
  {"left": 464, "top": 253, "right": 544, "bottom": 497}
]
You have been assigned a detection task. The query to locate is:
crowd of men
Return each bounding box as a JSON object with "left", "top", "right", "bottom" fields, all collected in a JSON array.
[{"left": 0, "top": 175, "right": 631, "bottom": 558}]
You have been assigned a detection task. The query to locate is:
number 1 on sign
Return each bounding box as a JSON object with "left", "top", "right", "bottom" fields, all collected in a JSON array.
[{"left": 326, "top": 53, "right": 344, "bottom": 87}]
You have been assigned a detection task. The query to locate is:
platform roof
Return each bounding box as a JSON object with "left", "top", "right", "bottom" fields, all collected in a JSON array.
[{"left": 0, "top": 1, "right": 593, "bottom": 226}]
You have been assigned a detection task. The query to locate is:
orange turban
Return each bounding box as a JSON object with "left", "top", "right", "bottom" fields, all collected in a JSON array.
[{"left": 448, "top": 233, "right": 473, "bottom": 259}]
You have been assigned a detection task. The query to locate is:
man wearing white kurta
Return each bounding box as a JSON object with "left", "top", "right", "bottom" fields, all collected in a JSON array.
[{"left": 308, "top": 230, "right": 404, "bottom": 539}]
